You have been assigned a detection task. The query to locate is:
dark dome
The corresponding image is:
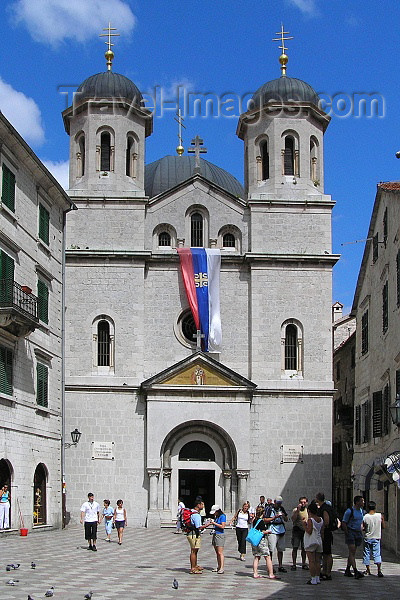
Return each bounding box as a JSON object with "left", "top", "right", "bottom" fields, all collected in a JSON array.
[
  {"left": 145, "top": 155, "right": 244, "bottom": 199},
  {"left": 76, "top": 71, "right": 143, "bottom": 106},
  {"left": 252, "top": 76, "right": 320, "bottom": 108}
]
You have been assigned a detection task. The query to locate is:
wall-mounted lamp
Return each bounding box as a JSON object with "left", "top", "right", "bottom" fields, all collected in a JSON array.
[
  {"left": 389, "top": 395, "right": 400, "bottom": 426},
  {"left": 65, "top": 428, "right": 82, "bottom": 448}
]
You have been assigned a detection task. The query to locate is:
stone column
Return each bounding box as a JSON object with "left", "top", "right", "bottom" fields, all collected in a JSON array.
[
  {"left": 146, "top": 468, "right": 161, "bottom": 528},
  {"left": 223, "top": 470, "right": 232, "bottom": 513},
  {"left": 236, "top": 470, "right": 250, "bottom": 506},
  {"left": 256, "top": 155, "right": 262, "bottom": 182},
  {"left": 147, "top": 468, "right": 160, "bottom": 510},
  {"left": 163, "top": 468, "right": 172, "bottom": 510}
]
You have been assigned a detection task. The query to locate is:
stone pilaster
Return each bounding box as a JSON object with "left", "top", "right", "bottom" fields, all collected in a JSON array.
[
  {"left": 236, "top": 470, "right": 250, "bottom": 506},
  {"left": 223, "top": 470, "right": 232, "bottom": 513}
]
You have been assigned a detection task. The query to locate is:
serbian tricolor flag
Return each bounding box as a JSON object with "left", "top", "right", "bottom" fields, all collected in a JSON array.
[{"left": 177, "top": 248, "right": 222, "bottom": 352}]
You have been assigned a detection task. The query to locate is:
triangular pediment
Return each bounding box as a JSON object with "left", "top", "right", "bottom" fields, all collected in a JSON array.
[{"left": 141, "top": 352, "right": 256, "bottom": 390}]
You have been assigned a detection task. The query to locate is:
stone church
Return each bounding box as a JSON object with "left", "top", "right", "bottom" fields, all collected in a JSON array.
[{"left": 63, "top": 39, "right": 338, "bottom": 527}]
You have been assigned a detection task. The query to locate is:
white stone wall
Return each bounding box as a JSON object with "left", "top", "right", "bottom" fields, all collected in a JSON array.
[
  {"left": 353, "top": 188, "right": 400, "bottom": 555},
  {"left": 0, "top": 118, "right": 69, "bottom": 530}
]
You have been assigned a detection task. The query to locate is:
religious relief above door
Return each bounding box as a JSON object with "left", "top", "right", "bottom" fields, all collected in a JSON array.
[{"left": 162, "top": 363, "right": 236, "bottom": 386}]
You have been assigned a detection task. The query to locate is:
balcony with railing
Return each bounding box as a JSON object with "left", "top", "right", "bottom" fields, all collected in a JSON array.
[{"left": 0, "top": 279, "right": 39, "bottom": 336}]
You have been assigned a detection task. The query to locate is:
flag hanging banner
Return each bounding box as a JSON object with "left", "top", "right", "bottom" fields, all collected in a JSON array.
[{"left": 177, "top": 248, "right": 222, "bottom": 352}]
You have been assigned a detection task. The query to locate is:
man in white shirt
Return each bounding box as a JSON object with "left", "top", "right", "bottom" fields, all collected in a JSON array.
[
  {"left": 80, "top": 492, "right": 100, "bottom": 551},
  {"left": 362, "top": 501, "right": 385, "bottom": 577}
]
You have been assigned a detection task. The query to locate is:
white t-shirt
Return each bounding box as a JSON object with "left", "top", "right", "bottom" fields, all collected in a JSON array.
[
  {"left": 363, "top": 512, "right": 382, "bottom": 539},
  {"left": 80, "top": 501, "right": 100, "bottom": 522},
  {"left": 236, "top": 510, "right": 250, "bottom": 529}
]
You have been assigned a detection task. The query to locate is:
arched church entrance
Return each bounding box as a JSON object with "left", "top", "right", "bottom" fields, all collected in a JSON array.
[{"left": 161, "top": 421, "right": 237, "bottom": 520}]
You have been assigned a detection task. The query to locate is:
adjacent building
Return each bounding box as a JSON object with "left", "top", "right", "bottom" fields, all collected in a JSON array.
[
  {"left": 332, "top": 303, "right": 356, "bottom": 516},
  {"left": 0, "top": 112, "right": 73, "bottom": 532},
  {"left": 351, "top": 181, "right": 400, "bottom": 556}
]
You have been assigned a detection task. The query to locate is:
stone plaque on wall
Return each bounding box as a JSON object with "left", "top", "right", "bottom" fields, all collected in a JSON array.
[
  {"left": 91, "top": 441, "right": 115, "bottom": 460},
  {"left": 281, "top": 445, "right": 304, "bottom": 464}
]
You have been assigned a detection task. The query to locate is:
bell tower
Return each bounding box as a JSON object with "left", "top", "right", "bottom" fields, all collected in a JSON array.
[
  {"left": 62, "top": 24, "right": 152, "bottom": 196},
  {"left": 237, "top": 26, "right": 330, "bottom": 199}
]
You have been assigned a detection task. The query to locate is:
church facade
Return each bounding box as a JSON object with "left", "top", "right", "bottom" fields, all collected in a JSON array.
[{"left": 63, "top": 48, "right": 338, "bottom": 526}]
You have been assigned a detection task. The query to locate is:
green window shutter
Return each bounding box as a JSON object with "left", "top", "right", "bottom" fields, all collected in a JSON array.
[
  {"left": 37, "top": 279, "right": 49, "bottom": 324},
  {"left": 0, "top": 250, "right": 15, "bottom": 305},
  {"left": 38, "top": 204, "right": 50, "bottom": 245},
  {"left": 0, "top": 345, "right": 13, "bottom": 395},
  {"left": 36, "top": 363, "right": 48, "bottom": 407},
  {"left": 2, "top": 164, "right": 16, "bottom": 212}
]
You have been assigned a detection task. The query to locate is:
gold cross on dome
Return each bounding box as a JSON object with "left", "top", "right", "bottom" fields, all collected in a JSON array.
[
  {"left": 272, "top": 24, "right": 293, "bottom": 55},
  {"left": 99, "top": 22, "right": 120, "bottom": 70}
]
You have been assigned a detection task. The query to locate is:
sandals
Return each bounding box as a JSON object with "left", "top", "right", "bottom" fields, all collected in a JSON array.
[
  {"left": 253, "top": 574, "right": 263, "bottom": 578},
  {"left": 189, "top": 569, "right": 202, "bottom": 574}
]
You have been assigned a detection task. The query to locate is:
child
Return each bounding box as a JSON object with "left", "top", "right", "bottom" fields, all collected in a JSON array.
[{"left": 362, "top": 501, "right": 385, "bottom": 577}]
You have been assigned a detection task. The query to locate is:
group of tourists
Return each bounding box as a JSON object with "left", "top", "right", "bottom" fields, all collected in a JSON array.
[
  {"left": 179, "top": 492, "right": 386, "bottom": 583},
  {"left": 80, "top": 493, "right": 127, "bottom": 551}
]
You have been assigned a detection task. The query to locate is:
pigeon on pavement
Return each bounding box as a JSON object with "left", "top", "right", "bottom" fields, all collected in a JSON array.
[
  {"left": 172, "top": 578, "right": 179, "bottom": 589},
  {"left": 6, "top": 579, "right": 19, "bottom": 585},
  {"left": 44, "top": 586, "right": 55, "bottom": 597},
  {"left": 7, "top": 563, "right": 20, "bottom": 570},
  {"left": 84, "top": 592, "right": 93, "bottom": 599},
  {"left": 6, "top": 566, "right": 11, "bottom": 571},
  {"left": 31, "top": 562, "right": 36, "bottom": 569},
  {"left": 28, "top": 595, "right": 35, "bottom": 600}
]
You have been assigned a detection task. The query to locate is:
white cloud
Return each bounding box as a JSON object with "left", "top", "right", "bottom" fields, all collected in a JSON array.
[
  {"left": 10, "top": 0, "right": 136, "bottom": 46},
  {"left": 287, "top": 0, "right": 318, "bottom": 15},
  {"left": 42, "top": 159, "right": 69, "bottom": 189},
  {"left": 0, "top": 77, "right": 45, "bottom": 144}
]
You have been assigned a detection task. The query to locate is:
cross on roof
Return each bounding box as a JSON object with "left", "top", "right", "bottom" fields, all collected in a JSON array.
[
  {"left": 272, "top": 24, "right": 293, "bottom": 55},
  {"left": 188, "top": 135, "right": 207, "bottom": 173},
  {"left": 99, "top": 22, "right": 120, "bottom": 70}
]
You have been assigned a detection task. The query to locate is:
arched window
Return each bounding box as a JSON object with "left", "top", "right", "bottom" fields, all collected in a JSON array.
[
  {"left": 158, "top": 231, "right": 171, "bottom": 247},
  {"left": 285, "top": 324, "right": 297, "bottom": 370},
  {"left": 97, "top": 320, "right": 110, "bottom": 366},
  {"left": 76, "top": 134, "right": 85, "bottom": 177},
  {"left": 179, "top": 440, "right": 215, "bottom": 461},
  {"left": 260, "top": 140, "right": 269, "bottom": 180},
  {"left": 100, "top": 132, "right": 111, "bottom": 171},
  {"left": 126, "top": 135, "right": 137, "bottom": 177},
  {"left": 310, "top": 137, "right": 318, "bottom": 183},
  {"left": 284, "top": 136, "right": 295, "bottom": 175},
  {"left": 33, "top": 463, "right": 47, "bottom": 526},
  {"left": 191, "top": 212, "right": 203, "bottom": 247},
  {"left": 92, "top": 316, "right": 115, "bottom": 372},
  {"left": 223, "top": 233, "right": 235, "bottom": 248}
]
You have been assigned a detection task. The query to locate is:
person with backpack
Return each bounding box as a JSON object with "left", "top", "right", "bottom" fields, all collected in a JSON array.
[
  {"left": 341, "top": 495, "right": 365, "bottom": 579},
  {"left": 182, "top": 497, "right": 212, "bottom": 574},
  {"left": 316, "top": 492, "right": 339, "bottom": 580}
]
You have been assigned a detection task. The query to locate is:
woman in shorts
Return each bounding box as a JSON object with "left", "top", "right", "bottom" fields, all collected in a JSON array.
[
  {"left": 209, "top": 505, "right": 226, "bottom": 574},
  {"left": 251, "top": 507, "right": 276, "bottom": 579},
  {"left": 303, "top": 501, "right": 324, "bottom": 585},
  {"left": 114, "top": 499, "right": 127, "bottom": 545}
]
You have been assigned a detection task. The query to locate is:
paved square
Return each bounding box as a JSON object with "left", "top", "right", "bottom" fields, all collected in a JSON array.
[{"left": 0, "top": 526, "right": 399, "bottom": 599}]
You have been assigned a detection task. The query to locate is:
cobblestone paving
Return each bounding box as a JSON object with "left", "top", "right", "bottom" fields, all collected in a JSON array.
[{"left": 0, "top": 526, "right": 399, "bottom": 599}]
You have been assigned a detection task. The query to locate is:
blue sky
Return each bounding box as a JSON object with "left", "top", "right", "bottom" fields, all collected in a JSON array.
[{"left": 1, "top": 0, "right": 400, "bottom": 312}]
